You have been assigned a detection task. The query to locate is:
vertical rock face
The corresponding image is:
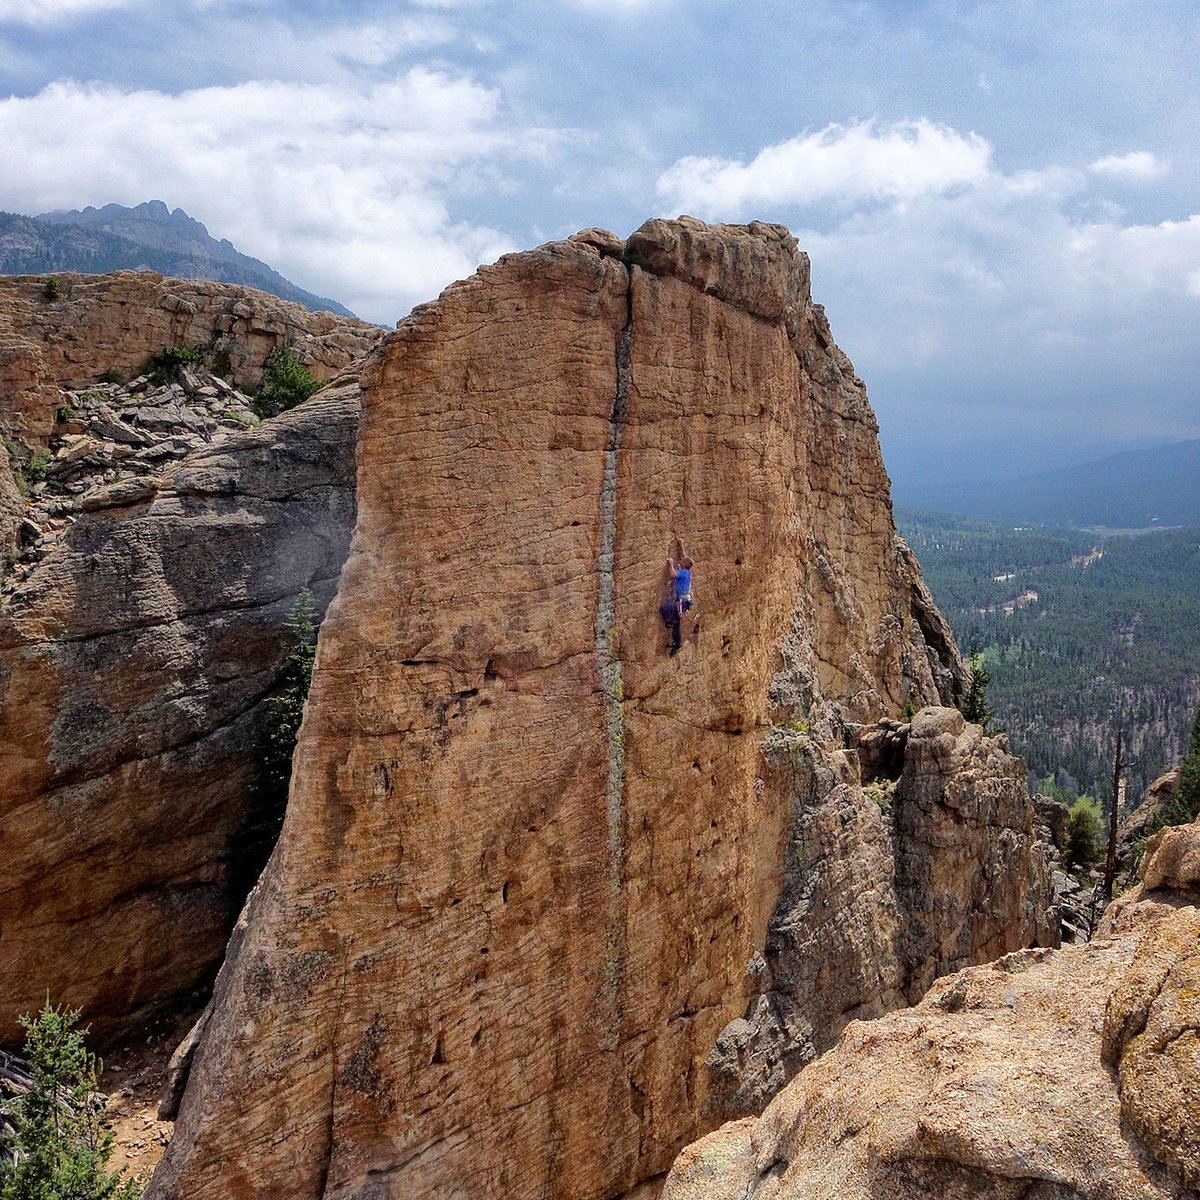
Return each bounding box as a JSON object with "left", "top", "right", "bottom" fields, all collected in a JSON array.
[
  {"left": 0, "top": 450, "right": 20, "bottom": 554},
  {"left": 893, "top": 708, "right": 1057, "bottom": 997},
  {"left": 0, "top": 379, "right": 362, "bottom": 1044},
  {"left": 151, "top": 219, "right": 1050, "bottom": 1200}
]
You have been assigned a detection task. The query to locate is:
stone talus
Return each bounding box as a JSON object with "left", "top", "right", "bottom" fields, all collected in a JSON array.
[
  {"left": 149, "top": 220, "right": 1049, "bottom": 1199},
  {"left": 0, "top": 270, "right": 383, "bottom": 447}
]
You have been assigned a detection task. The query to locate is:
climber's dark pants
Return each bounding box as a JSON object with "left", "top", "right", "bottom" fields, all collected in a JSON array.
[{"left": 660, "top": 599, "right": 682, "bottom": 654}]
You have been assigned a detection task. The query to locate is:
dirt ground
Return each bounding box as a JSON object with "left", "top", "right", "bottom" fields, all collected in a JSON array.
[{"left": 101, "top": 1001, "right": 205, "bottom": 1190}]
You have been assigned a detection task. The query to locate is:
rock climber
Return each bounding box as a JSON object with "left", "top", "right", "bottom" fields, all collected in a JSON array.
[{"left": 662, "top": 540, "right": 695, "bottom": 656}]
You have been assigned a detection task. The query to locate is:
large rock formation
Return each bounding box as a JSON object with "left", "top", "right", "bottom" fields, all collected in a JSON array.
[
  {"left": 662, "top": 815, "right": 1200, "bottom": 1200},
  {"left": 150, "top": 219, "right": 1053, "bottom": 1199},
  {"left": 0, "top": 377, "right": 362, "bottom": 1044},
  {"left": 0, "top": 272, "right": 385, "bottom": 1040}
]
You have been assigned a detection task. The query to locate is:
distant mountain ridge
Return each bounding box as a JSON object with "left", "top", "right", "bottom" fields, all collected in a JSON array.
[
  {"left": 894, "top": 438, "right": 1200, "bottom": 528},
  {"left": 0, "top": 200, "right": 355, "bottom": 318}
]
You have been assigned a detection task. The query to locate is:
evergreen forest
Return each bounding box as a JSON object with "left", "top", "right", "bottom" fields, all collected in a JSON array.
[{"left": 898, "top": 511, "right": 1200, "bottom": 806}]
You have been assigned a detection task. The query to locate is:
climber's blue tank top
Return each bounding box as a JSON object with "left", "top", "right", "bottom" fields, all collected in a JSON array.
[{"left": 675, "top": 566, "right": 692, "bottom": 598}]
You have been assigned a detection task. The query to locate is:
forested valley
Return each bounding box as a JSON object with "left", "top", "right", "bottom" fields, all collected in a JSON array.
[{"left": 898, "top": 511, "right": 1200, "bottom": 807}]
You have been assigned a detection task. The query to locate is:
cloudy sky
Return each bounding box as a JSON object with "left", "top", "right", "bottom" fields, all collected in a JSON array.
[{"left": 1, "top": 0, "right": 1198, "bottom": 484}]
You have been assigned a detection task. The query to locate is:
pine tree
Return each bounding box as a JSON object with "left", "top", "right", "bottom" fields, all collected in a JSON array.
[
  {"left": 960, "top": 648, "right": 993, "bottom": 730},
  {"left": 1063, "top": 796, "right": 1104, "bottom": 874},
  {"left": 226, "top": 590, "right": 318, "bottom": 897},
  {"left": 0, "top": 1005, "right": 138, "bottom": 1200},
  {"left": 1154, "top": 702, "right": 1200, "bottom": 830},
  {"left": 253, "top": 590, "right": 317, "bottom": 808}
]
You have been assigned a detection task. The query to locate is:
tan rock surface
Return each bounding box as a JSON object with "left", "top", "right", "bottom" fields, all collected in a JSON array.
[
  {"left": 1119, "top": 770, "right": 1181, "bottom": 863},
  {"left": 1103, "top": 906, "right": 1200, "bottom": 1190},
  {"left": 0, "top": 442, "right": 20, "bottom": 552},
  {"left": 1138, "top": 818, "right": 1200, "bottom": 894},
  {"left": 151, "top": 221, "right": 1052, "bottom": 1200},
  {"left": 0, "top": 377, "right": 363, "bottom": 1044},
  {"left": 664, "top": 822, "right": 1200, "bottom": 1200}
]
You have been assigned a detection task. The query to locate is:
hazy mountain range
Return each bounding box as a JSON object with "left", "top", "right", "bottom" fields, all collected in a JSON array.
[
  {"left": 0, "top": 200, "right": 355, "bottom": 318},
  {"left": 894, "top": 438, "right": 1200, "bottom": 529}
]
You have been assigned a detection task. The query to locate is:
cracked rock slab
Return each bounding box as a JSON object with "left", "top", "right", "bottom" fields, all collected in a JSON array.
[
  {"left": 665, "top": 941, "right": 1184, "bottom": 1200},
  {"left": 1103, "top": 907, "right": 1200, "bottom": 1190}
]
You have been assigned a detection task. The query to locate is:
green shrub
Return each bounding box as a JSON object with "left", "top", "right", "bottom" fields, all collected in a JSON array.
[
  {"left": 26, "top": 451, "right": 50, "bottom": 483},
  {"left": 0, "top": 1003, "right": 139, "bottom": 1200},
  {"left": 1064, "top": 795, "right": 1104, "bottom": 873},
  {"left": 865, "top": 781, "right": 893, "bottom": 813},
  {"left": 252, "top": 344, "right": 319, "bottom": 419},
  {"left": 98, "top": 369, "right": 124, "bottom": 386},
  {"left": 145, "top": 344, "right": 204, "bottom": 385},
  {"left": 2, "top": 438, "right": 50, "bottom": 496},
  {"left": 41, "top": 276, "right": 59, "bottom": 301}
]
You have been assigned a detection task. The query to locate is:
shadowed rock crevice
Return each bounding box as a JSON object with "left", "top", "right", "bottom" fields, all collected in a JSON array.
[{"left": 596, "top": 260, "right": 634, "bottom": 1063}]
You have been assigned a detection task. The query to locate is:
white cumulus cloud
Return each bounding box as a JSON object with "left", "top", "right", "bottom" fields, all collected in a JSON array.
[
  {"left": 0, "top": 0, "right": 142, "bottom": 24},
  {"left": 566, "top": 0, "right": 678, "bottom": 11},
  {"left": 790, "top": 171, "right": 1200, "bottom": 475},
  {"left": 0, "top": 70, "right": 541, "bottom": 322},
  {"left": 656, "top": 119, "right": 992, "bottom": 215},
  {"left": 1089, "top": 150, "right": 1169, "bottom": 181}
]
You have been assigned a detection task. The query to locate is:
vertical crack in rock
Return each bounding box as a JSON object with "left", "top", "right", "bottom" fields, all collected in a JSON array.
[{"left": 595, "top": 266, "right": 633, "bottom": 1046}]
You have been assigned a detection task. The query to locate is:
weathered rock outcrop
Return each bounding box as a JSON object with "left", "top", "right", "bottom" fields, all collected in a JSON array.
[
  {"left": 663, "top": 816, "right": 1200, "bottom": 1200},
  {"left": 1102, "top": 905, "right": 1200, "bottom": 1192},
  {"left": 3, "top": 367, "right": 267, "bottom": 597},
  {"left": 0, "top": 447, "right": 20, "bottom": 554},
  {"left": 710, "top": 708, "right": 1055, "bottom": 1115},
  {"left": 1118, "top": 769, "right": 1182, "bottom": 877},
  {"left": 151, "top": 219, "right": 1053, "bottom": 1199},
  {"left": 0, "top": 378, "right": 362, "bottom": 1044},
  {"left": 0, "top": 271, "right": 382, "bottom": 445}
]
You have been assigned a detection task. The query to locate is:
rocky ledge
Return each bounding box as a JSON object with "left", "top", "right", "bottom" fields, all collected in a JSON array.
[
  {"left": 0, "top": 270, "right": 386, "bottom": 551},
  {"left": 5, "top": 368, "right": 262, "bottom": 592}
]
